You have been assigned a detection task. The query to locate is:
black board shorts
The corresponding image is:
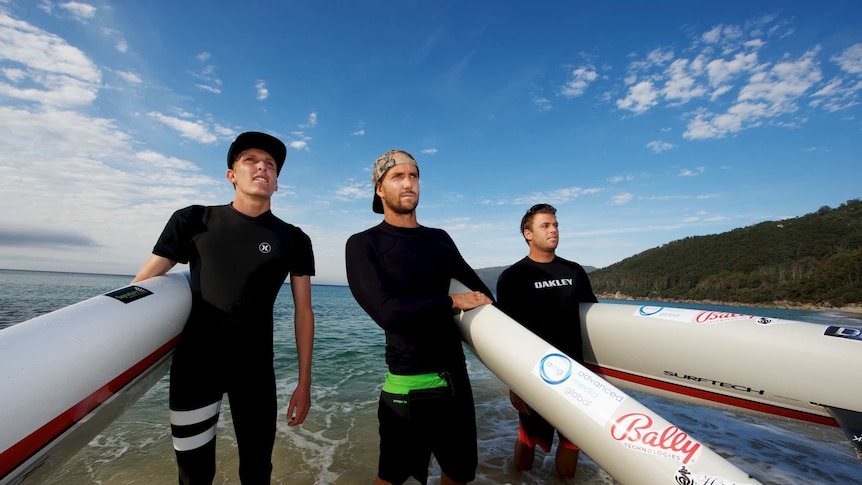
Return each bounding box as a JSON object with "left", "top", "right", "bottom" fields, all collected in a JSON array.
[{"left": 376, "top": 370, "right": 477, "bottom": 485}]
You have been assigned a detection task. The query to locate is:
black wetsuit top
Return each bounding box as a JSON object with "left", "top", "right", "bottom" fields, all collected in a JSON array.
[
  {"left": 345, "top": 221, "right": 493, "bottom": 375},
  {"left": 154, "top": 204, "right": 315, "bottom": 362},
  {"left": 496, "top": 256, "right": 596, "bottom": 362}
]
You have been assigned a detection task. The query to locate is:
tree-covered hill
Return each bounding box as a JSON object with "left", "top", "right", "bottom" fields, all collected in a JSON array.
[{"left": 587, "top": 199, "right": 862, "bottom": 307}]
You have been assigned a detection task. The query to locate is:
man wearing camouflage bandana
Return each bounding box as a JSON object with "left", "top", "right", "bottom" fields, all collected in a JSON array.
[{"left": 346, "top": 149, "right": 494, "bottom": 485}]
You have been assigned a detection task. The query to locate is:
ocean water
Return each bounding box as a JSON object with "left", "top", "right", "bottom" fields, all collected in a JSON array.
[{"left": 1, "top": 269, "right": 861, "bottom": 484}]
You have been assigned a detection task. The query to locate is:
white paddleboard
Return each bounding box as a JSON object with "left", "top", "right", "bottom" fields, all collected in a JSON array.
[
  {"left": 0, "top": 272, "right": 191, "bottom": 485},
  {"left": 450, "top": 279, "right": 761, "bottom": 485},
  {"left": 580, "top": 302, "right": 862, "bottom": 460}
]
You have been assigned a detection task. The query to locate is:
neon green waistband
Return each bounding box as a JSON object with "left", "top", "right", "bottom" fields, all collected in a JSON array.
[{"left": 382, "top": 372, "right": 448, "bottom": 394}]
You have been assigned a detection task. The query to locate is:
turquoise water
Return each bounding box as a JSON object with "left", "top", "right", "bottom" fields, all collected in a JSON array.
[{"left": 1, "top": 269, "right": 861, "bottom": 484}]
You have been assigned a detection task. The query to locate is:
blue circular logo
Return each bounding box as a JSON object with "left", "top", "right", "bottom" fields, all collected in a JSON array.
[
  {"left": 639, "top": 306, "right": 664, "bottom": 316},
  {"left": 539, "top": 353, "right": 573, "bottom": 385}
]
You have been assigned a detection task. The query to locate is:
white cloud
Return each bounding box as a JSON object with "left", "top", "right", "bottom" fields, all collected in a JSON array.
[
  {"left": 608, "top": 175, "right": 634, "bottom": 183},
  {"left": 59, "top": 2, "right": 96, "bottom": 21},
  {"left": 832, "top": 43, "right": 862, "bottom": 74},
  {"left": 0, "top": 98, "right": 223, "bottom": 274},
  {"left": 701, "top": 24, "right": 743, "bottom": 47},
  {"left": 646, "top": 141, "right": 675, "bottom": 153},
  {"left": 810, "top": 77, "right": 861, "bottom": 112},
  {"left": 684, "top": 48, "right": 823, "bottom": 139},
  {"left": 737, "top": 48, "right": 822, "bottom": 115},
  {"left": 255, "top": 80, "right": 269, "bottom": 100},
  {"left": 148, "top": 112, "right": 218, "bottom": 143},
  {"left": 289, "top": 139, "right": 309, "bottom": 151},
  {"left": 744, "top": 39, "right": 765, "bottom": 50},
  {"left": 662, "top": 58, "right": 707, "bottom": 104},
  {"left": 560, "top": 65, "right": 597, "bottom": 98},
  {"left": 679, "top": 167, "right": 706, "bottom": 176},
  {"left": 0, "top": 11, "right": 102, "bottom": 108},
  {"left": 512, "top": 186, "right": 600, "bottom": 205},
  {"left": 608, "top": 17, "right": 852, "bottom": 140},
  {"left": 533, "top": 96, "right": 551, "bottom": 110},
  {"left": 135, "top": 150, "right": 200, "bottom": 171},
  {"left": 705, "top": 52, "right": 759, "bottom": 88},
  {"left": 196, "top": 84, "right": 220, "bottom": 94},
  {"left": 0, "top": 73, "right": 99, "bottom": 107},
  {"left": 335, "top": 179, "right": 368, "bottom": 200},
  {"left": 611, "top": 192, "right": 634, "bottom": 205},
  {"left": 617, "top": 80, "right": 659, "bottom": 114},
  {"left": 684, "top": 108, "right": 748, "bottom": 140},
  {"left": 192, "top": 53, "right": 221, "bottom": 94},
  {"left": 116, "top": 70, "right": 141, "bottom": 84},
  {"left": 806, "top": 43, "right": 862, "bottom": 111},
  {"left": 645, "top": 48, "right": 675, "bottom": 67},
  {"left": 421, "top": 148, "right": 437, "bottom": 155},
  {"left": 701, "top": 26, "right": 722, "bottom": 44},
  {"left": 2, "top": 68, "right": 26, "bottom": 81},
  {"left": 351, "top": 129, "right": 365, "bottom": 136}
]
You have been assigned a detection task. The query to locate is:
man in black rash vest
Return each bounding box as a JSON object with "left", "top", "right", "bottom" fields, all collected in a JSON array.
[
  {"left": 496, "top": 203, "right": 598, "bottom": 481},
  {"left": 345, "top": 149, "right": 494, "bottom": 485},
  {"left": 132, "top": 131, "right": 315, "bottom": 485}
]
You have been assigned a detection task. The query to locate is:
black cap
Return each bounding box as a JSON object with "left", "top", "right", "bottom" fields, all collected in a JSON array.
[{"left": 226, "top": 132, "right": 287, "bottom": 175}]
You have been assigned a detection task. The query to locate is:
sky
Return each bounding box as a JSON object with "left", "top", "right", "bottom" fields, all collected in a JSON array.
[{"left": 0, "top": 1, "right": 860, "bottom": 285}]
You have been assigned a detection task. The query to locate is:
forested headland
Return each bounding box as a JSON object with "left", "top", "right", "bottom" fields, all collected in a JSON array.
[{"left": 587, "top": 199, "right": 862, "bottom": 308}]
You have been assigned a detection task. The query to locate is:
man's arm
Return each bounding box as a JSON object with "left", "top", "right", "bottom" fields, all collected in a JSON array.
[
  {"left": 131, "top": 254, "right": 177, "bottom": 283},
  {"left": 286, "top": 273, "right": 314, "bottom": 426},
  {"left": 346, "top": 233, "right": 454, "bottom": 330}
]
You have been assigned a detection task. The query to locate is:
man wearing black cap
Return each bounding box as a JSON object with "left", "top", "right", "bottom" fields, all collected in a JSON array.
[
  {"left": 345, "top": 149, "right": 494, "bottom": 485},
  {"left": 132, "top": 131, "right": 315, "bottom": 484}
]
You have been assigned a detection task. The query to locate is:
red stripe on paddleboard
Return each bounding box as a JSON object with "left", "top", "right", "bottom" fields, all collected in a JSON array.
[
  {"left": 0, "top": 336, "right": 179, "bottom": 479},
  {"left": 587, "top": 364, "right": 838, "bottom": 427}
]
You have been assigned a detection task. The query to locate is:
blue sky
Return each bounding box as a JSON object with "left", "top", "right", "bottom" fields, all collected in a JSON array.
[{"left": 0, "top": 1, "right": 860, "bottom": 285}]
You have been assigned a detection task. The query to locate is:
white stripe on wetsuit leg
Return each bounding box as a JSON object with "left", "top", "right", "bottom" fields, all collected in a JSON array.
[
  {"left": 171, "top": 401, "right": 220, "bottom": 426},
  {"left": 171, "top": 401, "right": 220, "bottom": 452},
  {"left": 172, "top": 427, "right": 218, "bottom": 452}
]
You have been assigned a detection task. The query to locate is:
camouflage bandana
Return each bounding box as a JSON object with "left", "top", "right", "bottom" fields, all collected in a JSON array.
[
  {"left": 371, "top": 149, "right": 419, "bottom": 213},
  {"left": 371, "top": 149, "right": 418, "bottom": 185}
]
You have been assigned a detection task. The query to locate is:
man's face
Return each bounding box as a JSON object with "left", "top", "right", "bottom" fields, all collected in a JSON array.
[
  {"left": 376, "top": 162, "right": 420, "bottom": 214},
  {"left": 227, "top": 148, "right": 279, "bottom": 198},
  {"left": 525, "top": 213, "right": 559, "bottom": 252}
]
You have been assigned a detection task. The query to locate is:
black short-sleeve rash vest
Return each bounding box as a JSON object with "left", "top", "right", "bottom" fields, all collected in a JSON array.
[{"left": 153, "top": 204, "right": 314, "bottom": 350}]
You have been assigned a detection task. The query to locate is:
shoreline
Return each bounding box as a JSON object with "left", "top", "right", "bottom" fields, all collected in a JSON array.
[{"left": 596, "top": 292, "right": 862, "bottom": 316}]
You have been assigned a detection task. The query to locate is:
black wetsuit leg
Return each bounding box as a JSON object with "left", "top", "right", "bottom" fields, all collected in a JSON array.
[{"left": 228, "top": 363, "right": 277, "bottom": 484}]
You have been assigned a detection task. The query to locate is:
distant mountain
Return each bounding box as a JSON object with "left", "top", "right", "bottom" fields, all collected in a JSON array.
[
  {"left": 587, "top": 199, "right": 862, "bottom": 307},
  {"left": 474, "top": 266, "right": 507, "bottom": 292}
]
